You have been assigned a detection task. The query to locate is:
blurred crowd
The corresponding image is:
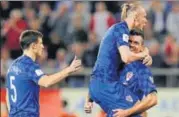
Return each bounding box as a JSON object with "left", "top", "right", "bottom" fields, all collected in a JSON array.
[{"left": 1, "top": 1, "right": 179, "bottom": 87}]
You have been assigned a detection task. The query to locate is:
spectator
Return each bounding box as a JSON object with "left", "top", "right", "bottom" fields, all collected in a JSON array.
[
  {"left": 166, "top": 2, "right": 179, "bottom": 44},
  {"left": 68, "top": 2, "right": 90, "bottom": 32},
  {"left": 2, "top": 9, "right": 27, "bottom": 59},
  {"left": 50, "top": 2, "right": 70, "bottom": 44},
  {"left": 28, "top": 18, "right": 41, "bottom": 31},
  {"left": 148, "top": 1, "right": 166, "bottom": 39},
  {"left": 89, "top": 2, "right": 116, "bottom": 43},
  {"left": 0, "top": 47, "right": 12, "bottom": 86},
  {"left": 39, "top": 2, "right": 52, "bottom": 45},
  {"left": 23, "top": 8, "right": 37, "bottom": 22},
  {"left": 148, "top": 40, "right": 167, "bottom": 68},
  {"left": 0, "top": 1, "right": 11, "bottom": 46},
  {"left": 55, "top": 48, "right": 68, "bottom": 70},
  {"left": 144, "top": 21, "right": 156, "bottom": 47},
  {"left": 66, "top": 9, "right": 88, "bottom": 45},
  {"left": 66, "top": 42, "right": 86, "bottom": 87},
  {"left": 48, "top": 32, "right": 66, "bottom": 59},
  {"left": 163, "top": 34, "right": 179, "bottom": 67},
  {"left": 0, "top": 1, "right": 11, "bottom": 21},
  {"left": 82, "top": 32, "right": 99, "bottom": 67}
]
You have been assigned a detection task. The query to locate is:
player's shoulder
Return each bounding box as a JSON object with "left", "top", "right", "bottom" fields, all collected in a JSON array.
[
  {"left": 134, "top": 61, "right": 152, "bottom": 76},
  {"left": 7, "top": 56, "right": 25, "bottom": 75},
  {"left": 113, "top": 21, "right": 129, "bottom": 32},
  {"left": 9, "top": 55, "right": 38, "bottom": 72},
  {"left": 16, "top": 55, "right": 34, "bottom": 66}
]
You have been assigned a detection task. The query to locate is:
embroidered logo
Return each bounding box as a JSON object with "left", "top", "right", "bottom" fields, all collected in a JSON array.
[
  {"left": 126, "top": 72, "right": 133, "bottom": 81},
  {"left": 126, "top": 95, "right": 133, "bottom": 103},
  {"left": 123, "top": 34, "right": 129, "bottom": 42},
  {"left": 35, "top": 69, "right": 44, "bottom": 76}
]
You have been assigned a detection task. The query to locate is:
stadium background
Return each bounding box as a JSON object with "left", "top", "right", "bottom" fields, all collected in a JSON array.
[{"left": 0, "top": 1, "right": 179, "bottom": 117}]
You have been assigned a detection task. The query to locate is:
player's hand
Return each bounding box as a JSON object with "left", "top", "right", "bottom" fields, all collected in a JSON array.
[
  {"left": 143, "top": 47, "right": 149, "bottom": 56},
  {"left": 142, "top": 47, "right": 152, "bottom": 66},
  {"left": 112, "top": 109, "right": 129, "bottom": 117},
  {"left": 143, "top": 55, "right": 152, "bottom": 66},
  {"left": 69, "top": 56, "right": 82, "bottom": 73},
  {"left": 84, "top": 100, "right": 93, "bottom": 113}
]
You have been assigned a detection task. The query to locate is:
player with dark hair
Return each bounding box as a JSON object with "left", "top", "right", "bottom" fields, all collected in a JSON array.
[
  {"left": 112, "top": 29, "right": 157, "bottom": 117},
  {"left": 85, "top": 29, "right": 157, "bottom": 117},
  {"left": 6, "top": 30, "right": 81, "bottom": 117},
  {"left": 85, "top": 2, "right": 154, "bottom": 117}
]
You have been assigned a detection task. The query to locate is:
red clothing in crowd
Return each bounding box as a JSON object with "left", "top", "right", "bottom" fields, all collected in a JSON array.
[{"left": 4, "top": 19, "right": 27, "bottom": 50}]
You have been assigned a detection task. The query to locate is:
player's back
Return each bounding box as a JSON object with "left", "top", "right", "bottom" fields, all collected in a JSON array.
[
  {"left": 6, "top": 55, "right": 44, "bottom": 116},
  {"left": 119, "top": 61, "right": 156, "bottom": 100},
  {"left": 92, "top": 21, "right": 129, "bottom": 81}
]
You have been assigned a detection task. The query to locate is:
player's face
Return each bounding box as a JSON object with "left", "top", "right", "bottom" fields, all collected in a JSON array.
[
  {"left": 34, "top": 37, "right": 44, "bottom": 57},
  {"left": 129, "top": 35, "right": 144, "bottom": 53},
  {"left": 134, "top": 7, "right": 147, "bottom": 30}
]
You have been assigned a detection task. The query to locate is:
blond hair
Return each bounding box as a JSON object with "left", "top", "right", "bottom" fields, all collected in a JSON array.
[{"left": 121, "top": 2, "right": 142, "bottom": 21}]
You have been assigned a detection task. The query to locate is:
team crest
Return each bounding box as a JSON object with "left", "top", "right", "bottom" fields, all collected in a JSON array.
[
  {"left": 126, "top": 72, "right": 133, "bottom": 81},
  {"left": 126, "top": 95, "right": 133, "bottom": 103},
  {"left": 35, "top": 69, "right": 44, "bottom": 76}
]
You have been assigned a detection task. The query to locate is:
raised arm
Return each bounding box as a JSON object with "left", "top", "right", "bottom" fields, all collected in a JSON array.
[
  {"left": 38, "top": 56, "right": 81, "bottom": 87},
  {"left": 118, "top": 45, "right": 148, "bottom": 64}
]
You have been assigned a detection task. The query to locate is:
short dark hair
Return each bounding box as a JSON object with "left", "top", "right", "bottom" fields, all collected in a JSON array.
[
  {"left": 130, "top": 29, "right": 144, "bottom": 39},
  {"left": 20, "top": 30, "right": 43, "bottom": 50}
]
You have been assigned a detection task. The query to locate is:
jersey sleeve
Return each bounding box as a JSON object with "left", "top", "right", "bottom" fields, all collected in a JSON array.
[
  {"left": 113, "top": 25, "right": 129, "bottom": 47},
  {"left": 138, "top": 70, "right": 157, "bottom": 98},
  {"left": 28, "top": 63, "right": 45, "bottom": 84}
]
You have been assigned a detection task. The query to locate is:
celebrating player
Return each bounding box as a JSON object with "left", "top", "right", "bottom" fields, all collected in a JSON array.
[
  {"left": 85, "top": 2, "right": 152, "bottom": 117},
  {"left": 6, "top": 30, "right": 82, "bottom": 117},
  {"left": 85, "top": 30, "right": 158, "bottom": 117},
  {"left": 113, "top": 29, "right": 158, "bottom": 117}
]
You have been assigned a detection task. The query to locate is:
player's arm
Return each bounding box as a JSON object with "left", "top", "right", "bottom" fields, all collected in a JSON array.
[
  {"left": 127, "top": 92, "right": 157, "bottom": 115},
  {"left": 124, "top": 72, "right": 158, "bottom": 116},
  {"left": 113, "top": 71, "right": 157, "bottom": 117},
  {"left": 38, "top": 56, "right": 81, "bottom": 87},
  {"left": 115, "top": 30, "right": 152, "bottom": 65},
  {"left": 6, "top": 88, "right": 10, "bottom": 112},
  {"left": 118, "top": 46, "right": 149, "bottom": 64},
  {"left": 113, "top": 92, "right": 157, "bottom": 117}
]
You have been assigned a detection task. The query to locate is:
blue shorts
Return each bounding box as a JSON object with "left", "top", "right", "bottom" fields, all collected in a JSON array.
[{"left": 89, "top": 78, "right": 141, "bottom": 117}]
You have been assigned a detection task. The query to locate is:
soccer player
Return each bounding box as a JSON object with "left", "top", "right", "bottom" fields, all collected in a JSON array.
[
  {"left": 85, "top": 30, "right": 158, "bottom": 117},
  {"left": 85, "top": 2, "right": 153, "bottom": 117},
  {"left": 113, "top": 29, "right": 157, "bottom": 117},
  {"left": 6, "top": 30, "right": 82, "bottom": 117}
]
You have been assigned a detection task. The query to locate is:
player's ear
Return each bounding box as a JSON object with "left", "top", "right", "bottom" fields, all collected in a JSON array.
[{"left": 31, "top": 43, "right": 37, "bottom": 50}]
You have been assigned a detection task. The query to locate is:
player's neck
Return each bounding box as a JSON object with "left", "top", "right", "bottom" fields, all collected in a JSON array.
[
  {"left": 124, "top": 18, "right": 134, "bottom": 31},
  {"left": 23, "top": 50, "right": 36, "bottom": 61}
]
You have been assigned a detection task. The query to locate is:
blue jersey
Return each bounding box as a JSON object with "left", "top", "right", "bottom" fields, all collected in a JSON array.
[
  {"left": 89, "top": 22, "right": 141, "bottom": 117},
  {"left": 6, "top": 55, "right": 45, "bottom": 116},
  {"left": 92, "top": 21, "right": 129, "bottom": 81},
  {"left": 119, "top": 61, "right": 157, "bottom": 100}
]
